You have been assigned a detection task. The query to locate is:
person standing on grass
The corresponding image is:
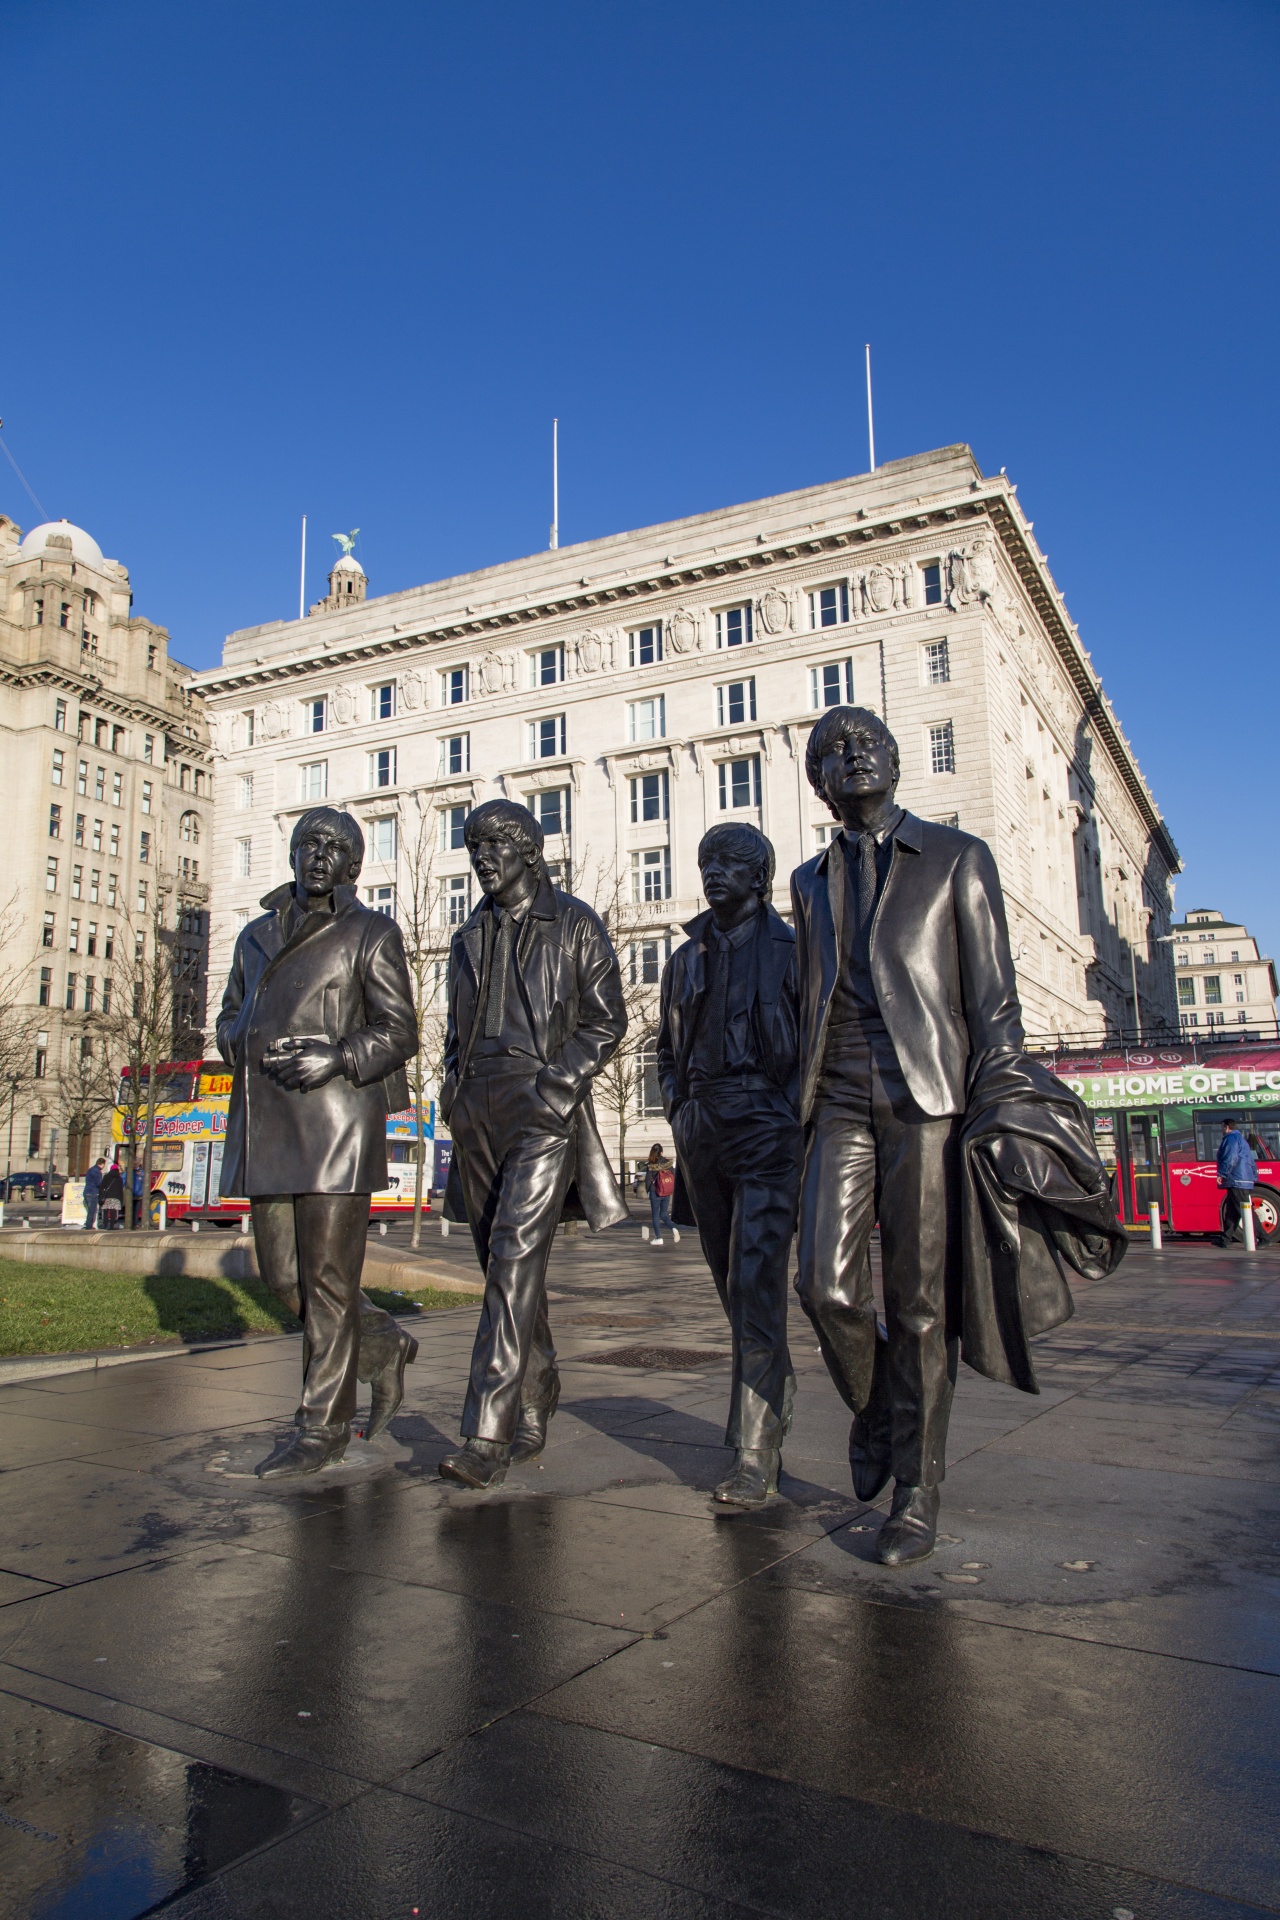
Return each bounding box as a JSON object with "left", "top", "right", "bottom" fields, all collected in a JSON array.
[
  {"left": 98, "top": 1159, "right": 124, "bottom": 1230},
  {"left": 1217, "top": 1118, "right": 1258, "bottom": 1246},
  {"left": 644, "top": 1144, "right": 680, "bottom": 1246},
  {"left": 82, "top": 1157, "right": 106, "bottom": 1231}
]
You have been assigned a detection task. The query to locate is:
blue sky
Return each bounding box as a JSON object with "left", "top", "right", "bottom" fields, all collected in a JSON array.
[{"left": 3, "top": 1, "right": 1278, "bottom": 963}]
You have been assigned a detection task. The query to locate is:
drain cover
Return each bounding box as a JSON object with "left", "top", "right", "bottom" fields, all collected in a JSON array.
[{"left": 590, "top": 1346, "right": 729, "bottom": 1370}]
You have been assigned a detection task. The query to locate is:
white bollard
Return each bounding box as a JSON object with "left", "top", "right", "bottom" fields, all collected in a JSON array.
[
  {"left": 379, "top": 1221, "right": 387, "bottom": 1236},
  {"left": 1243, "top": 1197, "right": 1257, "bottom": 1252},
  {"left": 441, "top": 1216, "right": 450, "bottom": 1237},
  {"left": 157, "top": 1198, "right": 167, "bottom": 1233},
  {"left": 191, "top": 1220, "right": 200, "bottom": 1234},
  {"left": 641, "top": 1225, "right": 650, "bottom": 1241},
  {"left": 1149, "top": 1202, "right": 1163, "bottom": 1252}
]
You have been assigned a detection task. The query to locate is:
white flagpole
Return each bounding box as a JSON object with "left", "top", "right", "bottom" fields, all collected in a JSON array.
[
  {"left": 549, "top": 418, "right": 559, "bottom": 549},
  {"left": 298, "top": 515, "right": 307, "bottom": 620},
  {"left": 865, "top": 345, "right": 876, "bottom": 472}
]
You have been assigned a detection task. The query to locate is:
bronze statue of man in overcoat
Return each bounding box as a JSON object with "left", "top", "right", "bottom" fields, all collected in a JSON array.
[
  {"left": 439, "top": 799, "right": 627, "bottom": 1489},
  {"left": 217, "top": 806, "right": 420, "bottom": 1479}
]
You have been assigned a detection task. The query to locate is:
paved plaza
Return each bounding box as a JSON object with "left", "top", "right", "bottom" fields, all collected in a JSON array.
[{"left": 0, "top": 1226, "right": 1278, "bottom": 1917}]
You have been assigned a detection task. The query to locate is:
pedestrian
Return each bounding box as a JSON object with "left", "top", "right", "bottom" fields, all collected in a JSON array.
[
  {"left": 98, "top": 1158, "right": 125, "bottom": 1230},
  {"left": 82, "top": 1157, "right": 106, "bottom": 1230},
  {"left": 1217, "top": 1118, "right": 1257, "bottom": 1246},
  {"left": 131, "top": 1162, "right": 145, "bottom": 1227},
  {"left": 644, "top": 1143, "right": 680, "bottom": 1247}
]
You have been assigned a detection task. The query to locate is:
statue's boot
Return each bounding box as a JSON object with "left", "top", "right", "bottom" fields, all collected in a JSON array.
[
  {"left": 256, "top": 1425, "right": 350, "bottom": 1480},
  {"left": 510, "top": 1373, "right": 561, "bottom": 1464},
  {"left": 713, "top": 1447, "right": 780, "bottom": 1508},
  {"left": 849, "top": 1394, "right": 893, "bottom": 1503},
  {"left": 439, "top": 1438, "right": 510, "bottom": 1489},
  {"left": 875, "top": 1483, "right": 939, "bottom": 1566},
  {"left": 363, "top": 1326, "right": 419, "bottom": 1441}
]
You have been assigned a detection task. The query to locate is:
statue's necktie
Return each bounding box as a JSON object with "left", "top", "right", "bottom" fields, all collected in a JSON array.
[
  {"left": 705, "top": 934, "right": 731, "bottom": 1076},
  {"left": 854, "top": 831, "right": 878, "bottom": 933},
  {"left": 484, "top": 911, "right": 515, "bottom": 1037}
]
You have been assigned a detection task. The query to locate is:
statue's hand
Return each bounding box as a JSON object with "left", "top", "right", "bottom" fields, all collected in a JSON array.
[{"left": 264, "top": 1041, "right": 344, "bottom": 1091}]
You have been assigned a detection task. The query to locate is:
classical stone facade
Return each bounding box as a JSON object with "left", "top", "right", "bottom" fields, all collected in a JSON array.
[
  {"left": 0, "top": 516, "right": 212, "bottom": 1177},
  {"left": 195, "top": 446, "right": 1180, "bottom": 1170},
  {"left": 1171, "top": 909, "right": 1278, "bottom": 1039}
]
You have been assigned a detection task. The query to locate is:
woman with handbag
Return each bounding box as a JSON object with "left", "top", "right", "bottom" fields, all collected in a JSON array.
[
  {"left": 98, "top": 1158, "right": 125, "bottom": 1230},
  {"left": 644, "top": 1143, "right": 680, "bottom": 1247}
]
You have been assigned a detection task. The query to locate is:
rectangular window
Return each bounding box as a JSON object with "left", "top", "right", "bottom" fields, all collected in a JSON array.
[
  {"left": 440, "top": 805, "right": 468, "bottom": 852},
  {"left": 716, "top": 678, "right": 757, "bottom": 727},
  {"left": 528, "top": 714, "right": 566, "bottom": 759},
  {"left": 54, "top": 698, "right": 66, "bottom": 730},
  {"left": 528, "top": 787, "right": 570, "bottom": 837},
  {"left": 440, "top": 733, "right": 470, "bottom": 776},
  {"left": 932, "top": 812, "right": 960, "bottom": 828},
  {"left": 544, "top": 858, "right": 572, "bottom": 891},
  {"left": 808, "top": 583, "right": 850, "bottom": 629},
  {"left": 928, "top": 721, "right": 956, "bottom": 775},
  {"left": 42, "top": 912, "right": 54, "bottom": 948},
  {"left": 84, "top": 976, "right": 95, "bottom": 1014},
  {"left": 442, "top": 874, "right": 471, "bottom": 927},
  {"left": 814, "top": 822, "right": 840, "bottom": 849},
  {"left": 48, "top": 804, "right": 62, "bottom": 839},
  {"left": 237, "top": 774, "right": 253, "bottom": 809},
  {"left": 94, "top": 766, "right": 105, "bottom": 800},
  {"left": 1231, "top": 950, "right": 1240, "bottom": 962},
  {"left": 143, "top": 733, "right": 154, "bottom": 763},
  {"left": 243, "top": 711, "right": 255, "bottom": 748},
  {"left": 28, "top": 1117, "right": 42, "bottom": 1158},
  {"left": 139, "top": 830, "right": 151, "bottom": 863},
  {"left": 141, "top": 780, "right": 153, "bottom": 815},
  {"left": 300, "top": 761, "right": 328, "bottom": 800},
  {"left": 718, "top": 755, "right": 761, "bottom": 811},
  {"left": 74, "top": 814, "right": 84, "bottom": 846},
  {"left": 715, "top": 604, "right": 754, "bottom": 649},
  {"left": 629, "top": 771, "right": 669, "bottom": 823},
  {"left": 69, "top": 918, "right": 80, "bottom": 953},
  {"left": 110, "top": 824, "right": 119, "bottom": 858},
  {"left": 71, "top": 864, "right": 82, "bottom": 898},
  {"left": 631, "top": 847, "right": 672, "bottom": 903},
  {"left": 51, "top": 749, "right": 64, "bottom": 786},
  {"left": 76, "top": 759, "right": 87, "bottom": 795},
  {"left": 442, "top": 666, "right": 469, "bottom": 706},
  {"left": 1176, "top": 951, "right": 1189, "bottom": 964},
  {"left": 65, "top": 972, "right": 76, "bottom": 1010},
  {"left": 307, "top": 697, "right": 326, "bottom": 733},
  {"left": 104, "top": 925, "right": 114, "bottom": 959},
  {"left": 628, "top": 623, "right": 662, "bottom": 668},
  {"left": 89, "top": 870, "right": 100, "bottom": 904},
  {"left": 137, "top": 879, "right": 147, "bottom": 913},
  {"left": 1204, "top": 975, "right": 1223, "bottom": 1005},
  {"left": 371, "top": 682, "right": 395, "bottom": 721},
  {"left": 60, "top": 603, "right": 70, "bottom": 629},
  {"left": 365, "top": 817, "right": 394, "bottom": 864},
  {"left": 86, "top": 921, "right": 97, "bottom": 956},
  {"left": 529, "top": 645, "right": 564, "bottom": 687},
  {"left": 368, "top": 747, "right": 397, "bottom": 788},
  {"left": 810, "top": 659, "right": 854, "bottom": 709},
  {"left": 629, "top": 936, "right": 670, "bottom": 985},
  {"left": 1234, "top": 973, "right": 1244, "bottom": 985},
  {"left": 106, "top": 873, "right": 118, "bottom": 909},
  {"left": 922, "top": 561, "right": 943, "bottom": 606},
  {"left": 627, "top": 696, "right": 665, "bottom": 743},
  {"left": 34, "top": 1047, "right": 47, "bottom": 1081},
  {"left": 112, "top": 770, "right": 122, "bottom": 806},
  {"left": 38, "top": 967, "right": 51, "bottom": 1007},
  {"left": 923, "top": 639, "right": 951, "bottom": 685},
  {"left": 365, "top": 885, "right": 396, "bottom": 917},
  {"left": 1178, "top": 976, "right": 1196, "bottom": 1007},
  {"left": 236, "top": 838, "right": 252, "bottom": 878},
  {"left": 92, "top": 819, "right": 102, "bottom": 852},
  {"left": 45, "top": 856, "right": 58, "bottom": 892}
]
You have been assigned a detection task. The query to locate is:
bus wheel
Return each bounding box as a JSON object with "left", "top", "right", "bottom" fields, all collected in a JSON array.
[{"left": 1251, "top": 1189, "right": 1280, "bottom": 1245}]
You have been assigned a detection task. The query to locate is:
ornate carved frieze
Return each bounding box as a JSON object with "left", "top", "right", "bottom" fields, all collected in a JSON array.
[
  {"left": 571, "top": 629, "right": 615, "bottom": 676},
  {"left": 601, "top": 745, "right": 678, "bottom": 789},
  {"left": 399, "top": 669, "right": 425, "bottom": 712},
  {"left": 756, "top": 586, "right": 792, "bottom": 636},
  {"left": 260, "top": 700, "right": 291, "bottom": 741},
  {"left": 665, "top": 607, "right": 701, "bottom": 655},
  {"left": 477, "top": 649, "right": 516, "bottom": 696},
  {"left": 328, "top": 684, "right": 358, "bottom": 727}
]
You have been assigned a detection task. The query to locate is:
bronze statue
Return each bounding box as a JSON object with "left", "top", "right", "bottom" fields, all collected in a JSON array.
[
  {"left": 438, "top": 800, "right": 626, "bottom": 1489},
  {"left": 792, "top": 709, "right": 1122, "bottom": 1564},
  {"left": 657, "top": 824, "right": 802, "bottom": 1506},
  {"left": 217, "top": 806, "right": 420, "bottom": 1479}
]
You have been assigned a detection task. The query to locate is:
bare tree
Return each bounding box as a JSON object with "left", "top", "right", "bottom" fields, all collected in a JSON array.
[
  {"left": 53, "top": 1025, "right": 117, "bottom": 1175},
  {"left": 575, "top": 848, "right": 665, "bottom": 1200},
  {"left": 98, "top": 883, "right": 178, "bottom": 1230},
  {"left": 399, "top": 799, "right": 452, "bottom": 1248}
]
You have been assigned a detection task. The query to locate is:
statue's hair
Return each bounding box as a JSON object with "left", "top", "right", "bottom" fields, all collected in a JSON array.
[
  {"left": 290, "top": 806, "right": 365, "bottom": 869},
  {"left": 463, "top": 798, "right": 546, "bottom": 867},
  {"left": 697, "top": 822, "right": 776, "bottom": 900},
  {"left": 805, "top": 706, "right": 900, "bottom": 799}
]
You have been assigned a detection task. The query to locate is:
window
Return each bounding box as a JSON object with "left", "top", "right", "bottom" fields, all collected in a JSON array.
[
  {"left": 629, "top": 936, "right": 670, "bottom": 985},
  {"left": 808, "top": 584, "right": 850, "bottom": 629},
  {"left": 932, "top": 812, "right": 960, "bottom": 828},
  {"left": 1235, "top": 973, "right": 1244, "bottom": 985},
  {"left": 34, "top": 597, "right": 44, "bottom": 626},
  {"left": 544, "top": 858, "right": 572, "bottom": 890},
  {"left": 60, "top": 602, "right": 70, "bottom": 630},
  {"left": 179, "top": 762, "right": 191, "bottom": 792},
  {"left": 1239, "top": 1010, "right": 1249, "bottom": 1022},
  {"left": 104, "top": 926, "right": 114, "bottom": 959},
  {"left": 86, "top": 922, "right": 97, "bottom": 956},
  {"left": 629, "top": 771, "right": 669, "bottom": 823},
  {"left": 238, "top": 774, "right": 253, "bottom": 809},
  {"left": 55, "top": 701, "right": 66, "bottom": 733},
  {"left": 442, "top": 874, "right": 471, "bottom": 927},
  {"left": 46, "top": 857, "right": 58, "bottom": 893},
  {"left": 139, "top": 830, "right": 151, "bottom": 863},
  {"left": 368, "top": 747, "right": 397, "bottom": 788},
  {"left": 177, "top": 811, "right": 199, "bottom": 845},
  {"left": 928, "top": 722, "right": 956, "bottom": 774},
  {"left": 71, "top": 864, "right": 82, "bottom": 899},
  {"left": 84, "top": 976, "right": 95, "bottom": 1013},
  {"left": 235, "top": 908, "right": 250, "bottom": 935},
  {"left": 628, "top": 696, "right": 665, "bottom": 743},
  {"left": 442, "top": 666, "right": 469, "bottom": 706},
  {"left": 89, "top": 870, "right": 100, "bottom": 904},
  {"left": 301, "top": 761, "right": 328, "bottom": 800},
  {"left": 528, "top": 787, "right": 570, "bottom": 838},
  {"left": 366, "top": 885, "right": 396, "bottom": 917},
  {"left": 814, "top": 822, "right": 840, "bottom": 849},
  {"left": 1207, "top": 1010, "right": 1226, "bottom": 1027},
  {"left": 38, "top": 967, "right": 51, "bottom": 1007},
  {"left": 34, "top": 1046, "right": 47, "bottom": 1081},
  {"left": 65, "top": 972, "right": 76, "bottom": 1010},
  {"left": 51, "top": 749, "right": 65, "bottom": 786},
  {"left": 921, "top": 561, "right": 943, "bottom": 606},
  {"left": 365, "top": 817, "right": 395, "bottom": 864},
  {"left": 1177, "top": 951, "right": 1189, "bottom": 965},
  {"left": 440, "top": 733, "right": 470, "bottom": 776},
  {"left": 306, "top": 697, "right": 327, "bottom": 733},
  {"left": 631, "top": 847, "right": 671, "bottom": 902},
  {"left": 528, "top": 715, "right": 566, "bottom": 759},
  {"left": 94, "top": 766, "right": 105, "bottom": 801},
  {"left": 243, "top": 711, "right": 255, "bottom": 748},
  {"left": 77, "top": 759, "right": 87, "bottom": 795},
  {"left": 236, "top": 838, "right": 252, "bottom": 878},
  {"left": 440, "top": 805, "right": 468, "bottom": 852},
  {"left": 628, "top": 623, "right": 662, "bottom": 667},
  {"left": 42, "top": 912, "right": 54, "bottom": 949},
  {"left": 106, "top": 874, "right": 118, "bottom": 909},
  {"left": 529, "top": 645, "right": 564, "bottom": 688},
  {"left": 109, "top": 823, "right": 119, "bottom": 859},
  {"left": 1203, "top": 949, "right": 1215, "bottom": 962},
  {"left": 715, "top": 604, "right": 753, "bottom": 649},
  {"left": 716, "top": 678, "right": 756, "bottom": 727},
  {"left": 637, "top": 1039, "right": 665, "bottom": 1117},
  {"left": 718, "top": 756, "right": 761, "bottom": 811},
  {"left": 137, "top": 879, "right": 147, "bottom": 913},
  {"left": 28, "top": 1117, "right": 42, "bottom": 1158},
  {"left": 923, "top": 639, "right": 951, "bottom": 685},
  {"left": 1204, "top": 975, "right": 1223, "bottom": 1005},
  {"left": 143, "top": 733, "right": 155, "bottom": 763},
  {"left": 1178, "top": 976, "right": 1196, "bottom": 1007},
  {"left": 91, "top": 819, "right": 102, "bottom": 853},
  {"left": 810, "top": 659, "right": 854, "bottom": 709},
  {"left": 141, "top": 780, "right": 153, "bottom": 815},
  {"left": 112, "top": 770, "right": 122, "bottom": 805},
  {"left": 69, "top": 918, "right": 80, "bottom": 953},
  {"left": 48, "top": 804, "right": 62, "bottom": 839},
  {"left": 1232, "top": 950, "right": 1240, "bottom": 962},
  {"left": 371, "top": 682, "right": 396, "bottom": 721}
]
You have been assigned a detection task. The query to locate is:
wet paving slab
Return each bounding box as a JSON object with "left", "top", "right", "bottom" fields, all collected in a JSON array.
[{"left": 0, "top": 1232, "right": 1277, "bottom": 1917}]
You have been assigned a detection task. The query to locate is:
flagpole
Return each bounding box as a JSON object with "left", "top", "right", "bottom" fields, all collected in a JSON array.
[
  {"left": 549, "top": 418, "right": 559, "bottom": 549},
  {"left": 298, "top": 515, "right": 307, "bottom": 620},
  {"left": 865, "top": 346, "right": 876, "bottom": 472}
]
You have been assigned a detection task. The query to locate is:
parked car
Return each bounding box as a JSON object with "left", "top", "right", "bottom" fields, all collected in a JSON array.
[{"left": 1, "top": 1171, "right": 66, "bottom": 1202}]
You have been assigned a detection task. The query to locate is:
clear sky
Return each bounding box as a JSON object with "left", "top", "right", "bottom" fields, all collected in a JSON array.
[{"left": 3, "top": 1, "right": 1278, "bottom": 966}]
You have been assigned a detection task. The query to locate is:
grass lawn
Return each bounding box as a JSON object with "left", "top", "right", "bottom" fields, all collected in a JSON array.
[{"left": 0, "top": 1257, "right": 477, "bottom": 1358}]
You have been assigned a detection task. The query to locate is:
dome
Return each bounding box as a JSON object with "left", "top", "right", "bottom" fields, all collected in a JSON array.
[
  {"left": 18, "top": 519, "right": 105, "bottom": 569},
  {"left": 332, "top": 550, "right": 365, "bottom": 573}
]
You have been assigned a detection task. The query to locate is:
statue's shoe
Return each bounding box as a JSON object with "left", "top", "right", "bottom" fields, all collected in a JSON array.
[
  {"left": 364, "top": 1329, "right": 419, "bottom": 1441},
  {"left": 875, "top": 1483, "right": 939, "bottom": 1566},
  {"left": 256, "top": 1428, "right": 349, "bottom": 1480},
  {"left": 510, "top": 1374, "right": 561, "bottom": 1464},
  {"left": 713, "top": 1447, "right": 780, "bottom": 1508},
  {"left": 439, "top": 1439, "right": 510, "bottom": 1489},
  {"left": 849, "top": 1395, "right": 893, "bottom": 1503}
]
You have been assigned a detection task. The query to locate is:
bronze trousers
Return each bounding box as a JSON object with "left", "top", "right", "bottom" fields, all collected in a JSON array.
[{"left": 251, "top": 1194, "right": 402, "bottom": 1437}]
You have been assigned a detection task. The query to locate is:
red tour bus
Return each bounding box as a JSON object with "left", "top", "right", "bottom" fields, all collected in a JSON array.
[{"left": 1036, "top": 1038, "right": 1280, "bottom": 1243}]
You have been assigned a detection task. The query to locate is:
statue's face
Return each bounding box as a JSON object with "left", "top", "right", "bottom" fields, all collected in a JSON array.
[
  {"left": 293, "top": 826, "right": 358, "bottom": 895},
  {"left": 819, "top": 722, "right": 897, "bottom": 810},
  {"left": 699, "top": 847, "right": 764, "bottom": 917},
  {"left": 470, "top": 831, "right": 530, "bottom": 899}
]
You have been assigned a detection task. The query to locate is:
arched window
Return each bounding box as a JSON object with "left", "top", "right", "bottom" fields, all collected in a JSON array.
[{"left": 179, "top": 811, "right": 199, "bottom": 844}]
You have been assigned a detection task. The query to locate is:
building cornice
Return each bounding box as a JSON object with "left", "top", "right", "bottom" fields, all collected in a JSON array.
[{"left": 0, "top": 654, "right": 210, "bottom": 751}]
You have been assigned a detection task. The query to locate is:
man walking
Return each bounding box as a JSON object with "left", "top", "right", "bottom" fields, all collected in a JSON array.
[
  {"left": 439, "top": 799, "right": 626, "bottom": 1489},
  {"left": 82, "top": 1157, "right": 105, "bottom": 1230},
  {"left": 658, "top": 823, "right": 802, "bottom": 1506},
  {"left": 1217, "top": 1118, "right": 1258, "bottom": 1246}
]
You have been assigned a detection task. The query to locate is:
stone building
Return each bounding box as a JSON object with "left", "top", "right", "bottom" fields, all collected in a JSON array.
[
  {"left": 194, "top": 446, "right": 1180, "bottom": 1173},
  {"left": 1170, "top": 909, "right": 1278, "bottom": 1039},
  {"left": 0, "top": 516, "right": 212, "bottom": 1178}
]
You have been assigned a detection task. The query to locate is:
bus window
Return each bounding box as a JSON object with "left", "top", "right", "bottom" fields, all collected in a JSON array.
[
  {"left": 1199, "top": 1109, "right": 1280, "bottom": 1164},
  {"left": 1162, "top": 1107, "right": 1196, "bottom": 1159},
  {"left": 1123, "top": 1110, "right": 1165, "bottom": 1222},
  {"left": 1092, "top": 1113, "right": 1117, "bottom": 1170}
]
